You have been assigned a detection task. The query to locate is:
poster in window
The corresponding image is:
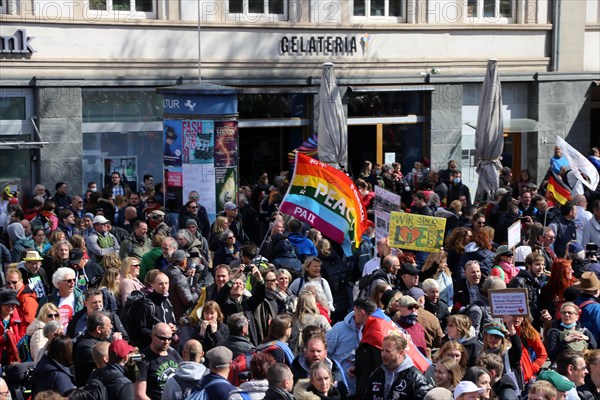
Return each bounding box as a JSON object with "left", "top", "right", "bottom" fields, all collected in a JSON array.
[
  {"left": 182, "top": 120, "right": 214, "bottom": 164},
  {"left": 183, "top": 164, "right": 217, "bottom": 221},
  {"left": 214, "top": 121, "right": 237, "bottom": 168},
  {"left": 215, "top": 167, "right": 237, "bottom": 214},
  {"left": 103, "top": 156, "right": 137, "bottom": 190},
  {"left": 164, "top": 166, "right": 183, "bottom": 212},
  {"left": 164, "top": 120, "right": 182, "bottom": 166}
]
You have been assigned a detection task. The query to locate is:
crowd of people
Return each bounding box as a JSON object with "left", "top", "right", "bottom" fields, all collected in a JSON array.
[{"left": 0, "top": 148, "right": 599, "bottom": 400}]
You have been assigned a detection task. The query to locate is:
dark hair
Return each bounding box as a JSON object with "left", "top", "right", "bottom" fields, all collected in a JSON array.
[
  {"left": 287, "top": 218, "right": 302, "bottom": 234},
  {"left": 413, "top": 191, "right": 427, "bottom": 202},
  {"left": 250, "top": 352, "right": 276, "bottom": 380},
  {"left": 301, "top": 326, "right": 325, "bottom": 349},
  {"left": 560, "top": 201, "right": 575, "bottom": 216},
  {"left": 463, "top": 366, "right": 490, "bottom": 384},
  {"left": 556, "top": 350, "right": 585, "bottom": 376},
  {"left": 55, "top": 182, "right": 66, "bottom": 191},
  {"left": 48, "top": 334, "right": 73, "bottom": 366},
  {"left": 144, "top": 174, "right": 153, "bottom": 181},
  {"left": 58, "top": 209, "right": 74, "bottom": 221},
  {"left": 86, "top": 310, "right": 109, "bottom": 333},
  {"left": 268, "top": 363, "right": 292, "bottom": 387},
  {"left": 241, "top": 243, "right": 258, "bottom": 259},
  {"left": 267, "top": 314, "right": 292, "bottom": 341},
  {"left": 133, "top": 220, "right": 147, "bottom": 229},
  {"left": 354, "top": 297, "right": 377, "bottom": 314}
]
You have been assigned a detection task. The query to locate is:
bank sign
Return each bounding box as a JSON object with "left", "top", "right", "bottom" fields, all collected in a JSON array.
[
  {"left": 0, "top": 29, "right": 35, "bottom": 54},
  {"left": 280, "top": 33, "right": 369, "bottom": 56}
]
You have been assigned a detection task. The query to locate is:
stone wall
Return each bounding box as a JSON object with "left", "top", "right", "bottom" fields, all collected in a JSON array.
[
  {"left": 430, "top": 84, "right": 463, "bottom": 172},
  {"left": 36, "top": 87, "right": 83, "bottom": 196}
]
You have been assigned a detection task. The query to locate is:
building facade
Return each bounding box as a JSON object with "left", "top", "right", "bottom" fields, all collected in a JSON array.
[{"left": 1, "top": 0, "right": 599, "bottom": 198}]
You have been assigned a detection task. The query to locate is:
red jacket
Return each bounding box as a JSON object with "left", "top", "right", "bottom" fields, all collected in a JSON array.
[
  {"left": 0, "top": 308, "right": 23, "bottom": 365},
  {"left": 16, "top": 284, "right": 38, "bottom": 336}
]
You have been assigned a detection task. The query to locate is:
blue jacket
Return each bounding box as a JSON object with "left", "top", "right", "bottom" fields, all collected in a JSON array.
[
  {"left": 198, "top": 372, "right": 236, "bottom": 400},
  {"left": 575, "top": 295, "right": 600, "bottom": 341},
  {"left": 326, "top": 311, "right": 361, "bottom": 395},
  {"left": 31, "top": 354, "right": 76, "bottom": 396},
  {"left": 37, "top": 287, "right": 85, "bottom": 316},
  {"left": 287, "top": 233, "right": 318, "bottom": 258}
]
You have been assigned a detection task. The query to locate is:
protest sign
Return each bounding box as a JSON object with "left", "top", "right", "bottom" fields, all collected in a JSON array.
[
  {"left": 507, "top": 221, "right": 521, "bottom": 249},
  {"left": 488, "top": 288, "right": 530, "bottom": 317},
  {"left": 388, "top": 212, "right": 446, "bottom": 253}
]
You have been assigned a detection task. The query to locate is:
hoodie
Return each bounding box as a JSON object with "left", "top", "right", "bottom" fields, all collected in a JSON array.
[
  {"left": 161, "top": 361, "right": 207, "bottom": 400},
  {"left": 459, "top": 242, "right": 494, "bottom": 277},
  {"left": 7, "top": 222, "right": 35, "bottom": 262},
  {"left": 326, "top": 311, "right": 361, "bottom": 395},
  {"left": 230, "top": 379, "right": 270, "bottom": 400}
]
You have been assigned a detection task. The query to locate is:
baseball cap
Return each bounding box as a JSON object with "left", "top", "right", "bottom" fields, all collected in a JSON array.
[
  {"left": 149, "top": 210, "right": 165, "bottom": 218},
  {"left": 536, "top": 370, "right": 576, "bottom": 392},
  {"left": 400, "top": 263, "right": 419, "bottom": 275},
  {"left": 397, "top": 295, "right": 420, "bottom": 308},
  {"left": 407, "top": 287, "right": 425, "bottom": 301},
  {"left": 496, "top": 188, "right": 509, "bottom": 196},
  {"left": 224, "top": 201, "right": 238, "bottom": 211},
  {"left": 109, "top": 339, "right": 136, "bottom": 358},
  {"left": 69, "top": 248, "right": 84, "bottom": 265},
  {"left": 171, "top": 250, "right": 189, "bottom": 263},
  {"left": 496, "top": 245, "right": 513, "bottom": 257},
  {"left": 568, "top": 241, "right": 584, "bottom": 254},
  {"left": 482, "top": 322, "right": 509, "bottom": 338},
  {"left": 205, "top": 346, "right": 233, "bottom": 369},
  {"left": 454, "top": 381, "right": 485, "bottom": 400},
  {"left": 93, "top": 215, "right": 109, "bottom": 225}
]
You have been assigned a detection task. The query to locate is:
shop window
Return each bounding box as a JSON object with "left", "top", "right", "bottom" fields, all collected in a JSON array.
[
  {"left": 82, "top": 89, "right": 163, "bottom": 123},
  {"left": 0, "top": 140, "right": 32, "bottom": 185},
  {"left": 382, "top": 124, "right": 425, "bottom": 175},
  {"left": 228, "top": 0, "right": 287, "bottom": 20},
  {"left": 237, "top": 94, "right": 306, "bottom": 119},
  {"left": 466, "top": 0, "right": 514, "bottom": 22},
  {"left": 347, "top": 91, "right": 424, "bottom": 117},
  {"left": 87, "top": 0, "right": 155, "bottom": 18},
  {"left": 353, "top": 0, "right": 404, "bottom": 20}
]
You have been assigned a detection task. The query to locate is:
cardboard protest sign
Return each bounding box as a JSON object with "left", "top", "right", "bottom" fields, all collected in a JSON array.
[
  {"left": 488, "top": 288, "right": 530, "bottom": 317},
  {"left": 388, "top": 212, "right": 446, "bottom": 253}
]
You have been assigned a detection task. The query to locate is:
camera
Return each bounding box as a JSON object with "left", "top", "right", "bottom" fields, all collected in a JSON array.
[
  {"left": 243, "top": 264, "right": 253, "bottom": 274},
  {"left": 585, "top": 243, "right": 598, "bottom": 259},
  {"left": 129, "top": 353, "right": 145, "bottom": 363}
]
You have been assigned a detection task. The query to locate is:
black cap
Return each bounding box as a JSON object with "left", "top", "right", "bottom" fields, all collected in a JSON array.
[
  {"left": 400, "top": 263, "right": 419, "bottom": 275},
  {"left": 380, "top": 289, "right": 400, "bottom": 310},
  {"left": 69, "top": 248, "right": 84, "bottom": 265},
  {"left": 0, "top": 289, "right": 20, "bottom": 306}
]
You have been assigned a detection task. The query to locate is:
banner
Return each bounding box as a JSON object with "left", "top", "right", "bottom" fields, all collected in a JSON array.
[
  {"left": 388, "top": 212, "right": 446, "bottom": 252},
  {"left": 557, "top": 136, "right": 600, "bottom": 190},
  {"left": 279, "top": 153, "right": 368, "bottom": 256},
  {"left": 546, "top": 171, "right": 572, "bottom": 205},
  {"left": 374, "top": 185, "right": 402, "bottom": 243},
  {"left": 360, "top": 309, "right": 431, "bottom": 373}
]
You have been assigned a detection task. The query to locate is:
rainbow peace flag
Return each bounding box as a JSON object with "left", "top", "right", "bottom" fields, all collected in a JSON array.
[{"left": 280, "top": 153, "right": 369, "bottom": 256}]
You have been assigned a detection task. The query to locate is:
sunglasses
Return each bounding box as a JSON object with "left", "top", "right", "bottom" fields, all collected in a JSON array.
[
  {"left": 47, "top": 313, "right": 59, "bottom": 318},
  {"left": 7, "top": 280, "right": 19, "bottom": 285},
  {"left": 63, "top": 278, "right": 76, "bottom": 283},
  {"left": 155, "top": 334, "right": 173, "bottom": 341},
  {"left": 146, "top": 201, "right": 155, "bottom": 204},
  {"left": 404, "top": 305, "right": 419, "bottom": 311},
  {"left": 130, "top": 264, "right": 140, "bottom": 268},
  {"left": 190, "top": 196, "right": 199, "bottom": 199},
  {"left": 189, "top": 206, "right": 198, "bottom": 210}
]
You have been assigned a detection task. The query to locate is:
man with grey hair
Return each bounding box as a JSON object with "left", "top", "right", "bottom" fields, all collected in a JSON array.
[{"left": 216, "top": 312, "right": 256, "bottom": 358}]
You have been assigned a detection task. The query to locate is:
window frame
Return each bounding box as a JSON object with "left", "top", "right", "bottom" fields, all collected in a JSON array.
[
  {"left": 351, "top": 0, "right": 406, "bottom": 22},
  {"left": 0, "top": 88, "right": 34, "bottom": 136},
  {"left": 465, "top": 0, "right": 515, "bottom": 23},
  {"left": 86, "top": 0, "right": 156, "bottom": 20},
  {"left": 227, "top": 0, "right": 288, "bottom": 22}
]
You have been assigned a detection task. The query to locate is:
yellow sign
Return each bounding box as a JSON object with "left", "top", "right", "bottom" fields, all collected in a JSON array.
[{"left": 388, "top": 212, "right": 446, "bottom": 252}]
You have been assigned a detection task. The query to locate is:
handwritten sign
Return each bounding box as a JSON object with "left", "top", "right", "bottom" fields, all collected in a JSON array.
[
  {"left": 387, "top": 212, "right": 446, "bottom": 252},
  {"left": 488, "top": 288, "right": 530, "bottom": 317},
  {"left": 507, "top": 221, "right": 521, "bottom": 249}
]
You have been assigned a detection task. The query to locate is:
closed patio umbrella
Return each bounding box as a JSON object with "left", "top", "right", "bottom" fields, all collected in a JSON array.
[
  {"left": 317, "top": 62, "right": 348, "bottom": 169},
  {"left": 475, "top": 59, "right": 504, "bottom": 201}
]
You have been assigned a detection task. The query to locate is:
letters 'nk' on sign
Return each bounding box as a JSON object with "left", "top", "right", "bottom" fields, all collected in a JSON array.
[{"left": 387, "top": 211, "right": 446, "bottom": 253}]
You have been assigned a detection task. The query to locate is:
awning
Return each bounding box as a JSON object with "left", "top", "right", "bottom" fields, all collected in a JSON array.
[
  {"left": 465, "top": 118, "right": 548, "bottom": 132},
  {"left": 0, "top": 141, "right": 48, "bottom": 149},
  {"left": 348, "top": 85, "right": 435, "bottom": 93}
]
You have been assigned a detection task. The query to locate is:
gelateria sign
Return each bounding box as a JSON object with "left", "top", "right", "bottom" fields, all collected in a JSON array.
[
  {"left": 280, "top": 34, "right": 368, "bottom": 56},
  {"left": 0, "top": 29, "right": 36, "bottom": 54}
]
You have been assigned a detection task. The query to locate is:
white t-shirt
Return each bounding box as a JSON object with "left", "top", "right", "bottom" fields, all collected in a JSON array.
[
  {"left": 362, "top": 257, "right": 381, "bottom": 277},
  {"left": 58, "top": 292, "right": 75, "bottom": 327}
]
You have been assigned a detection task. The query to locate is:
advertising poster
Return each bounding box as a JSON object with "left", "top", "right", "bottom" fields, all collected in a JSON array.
[
  {"left": 215, "top": 167, "right": 237, "bottom": 213},
  {"left": 164, "top": 166, "right": 183, "bottom": 212},
  {"left": 163, "top": 120, "right": 182, "bottom": 166},
  {"left": 214, "top": 121, "right": 238, "bottom": 168},
  {"left": 183, "top": 164, "right": 217, "bottom": 220},
  {"left": 388, "top": 212, "right": 446, "bottom": 252},
  {"left": 182, "top": 120, "right": 214, "bottom": 164}
]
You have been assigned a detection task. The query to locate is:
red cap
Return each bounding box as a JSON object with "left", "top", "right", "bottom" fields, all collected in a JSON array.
[
  {"left": 366, "top": 220, "right": 375, "bottom": 228},
  {"left": 109, "top": 339, "right": 136, "bottom": 358}
]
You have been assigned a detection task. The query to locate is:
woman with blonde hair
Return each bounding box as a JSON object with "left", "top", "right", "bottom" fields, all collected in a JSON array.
[
  {"left": 289, "top": 292, "right": 331, "bottom": 353},
  {"left": 424, "top": 340, "right": 469, "bottom": 384},
  {"left": 98, "top": 267, "right": 120, "bottom": 313},
  {"left": 209, "top": 215, "right": 230, "bottom": 252},
  {"left": 446, "top": 314, "right": 482, "bottom": 367},
  {"left": 42, "top": 239, "right": 72, "bottom": 278},
  {"left": 289, "top": 257, "right": 334, "bottom": 313},
  {"left": 434, "top": 358, "right": 464, "bottom": 391},
  {"left": 119, "top": 256, "right": 143, "bottom": 306},
  {"left": 26, "top": 303, "right": 61, "bottom": 361},
  {"left": 420, "top": 251, "right": 453, "bottom": 309}
]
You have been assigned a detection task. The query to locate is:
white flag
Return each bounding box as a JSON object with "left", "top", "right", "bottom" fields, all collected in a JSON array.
[{"left": 556, "top": 136, "right": 600, "bottom": 190}]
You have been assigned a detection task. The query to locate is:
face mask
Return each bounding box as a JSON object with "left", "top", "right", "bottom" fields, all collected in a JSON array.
[
  {"left": 399, "top": 313, "right": 418, "bottom": 325},
  {"left": 90, "top": 187, "right": 97, "bottom": 192},
  {"left": 453, "top": 178, "right": 461, "bottom": 184},
  {"left": 374, "top": 169, "right": 381, "bottom": 175},
  {"left": 560, "top": 322, "right": 577, "bottom": 329}
]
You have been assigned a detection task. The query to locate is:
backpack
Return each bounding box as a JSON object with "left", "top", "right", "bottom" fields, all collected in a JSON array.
[
  {"left": 5, "top": 361, "right": 36, "bottom": 400},
  {"left": 173, "top": 375, "right": 202, "bottom": 400},
  {"left": 186, "top": 379, "right": 219, "bottom": 400},
  {"left": 121, "top": 290, "right": 155, "bottom": 339},
  {"left": 31, "top": 213, "right": 51, "bottom": 235},
  {"left": 257, "top": 340, "right": 295, "bottom": 365},
  {"left": 228, "top": 340, "right": 294, "bottom": 386},
  {"left": 17, "top": 334, "right": 32, "bottom": 362}
]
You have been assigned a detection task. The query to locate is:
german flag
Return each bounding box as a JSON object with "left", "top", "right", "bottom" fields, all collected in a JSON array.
[{"left": 546, "top": 172, "right": 572, "bottom": 205}]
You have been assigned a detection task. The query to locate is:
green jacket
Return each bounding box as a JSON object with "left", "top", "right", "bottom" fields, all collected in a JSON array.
[{"left": 140, "top": 246, "right": 162, "bottom": 282}]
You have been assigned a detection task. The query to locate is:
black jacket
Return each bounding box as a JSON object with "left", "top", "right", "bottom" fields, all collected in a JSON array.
[
  {"left": 179, "top": 206, "right": 210, "bottom": 239},
  {"left": 355, "top": 342, "right": 381, "bottom": 398},
  {"left": 264, "top": 387, "right": 296, "bottom": 400},
  {"left": 66, "top": 309, "right": 129, "bottom": 340},
  {"left": 73, "top": 333, "right": 109, "bottom": 387},
  {"left": 31, "top": 354, "right": 76, "bottom": 396},
  {"left": 89, "top": 362, "right": 134, "bottom": 400},
  {"left": 577, "top": 375, "right": 600, "bottom": 400},
  {"left": 508, "top": 269, "right": 544, "bottom": 325},
  {"left": 364, "top": 356, "right": 432, "bottom": 400},
  {"left": 492, "top": 374, "right": 518, "bottom": 400}
]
